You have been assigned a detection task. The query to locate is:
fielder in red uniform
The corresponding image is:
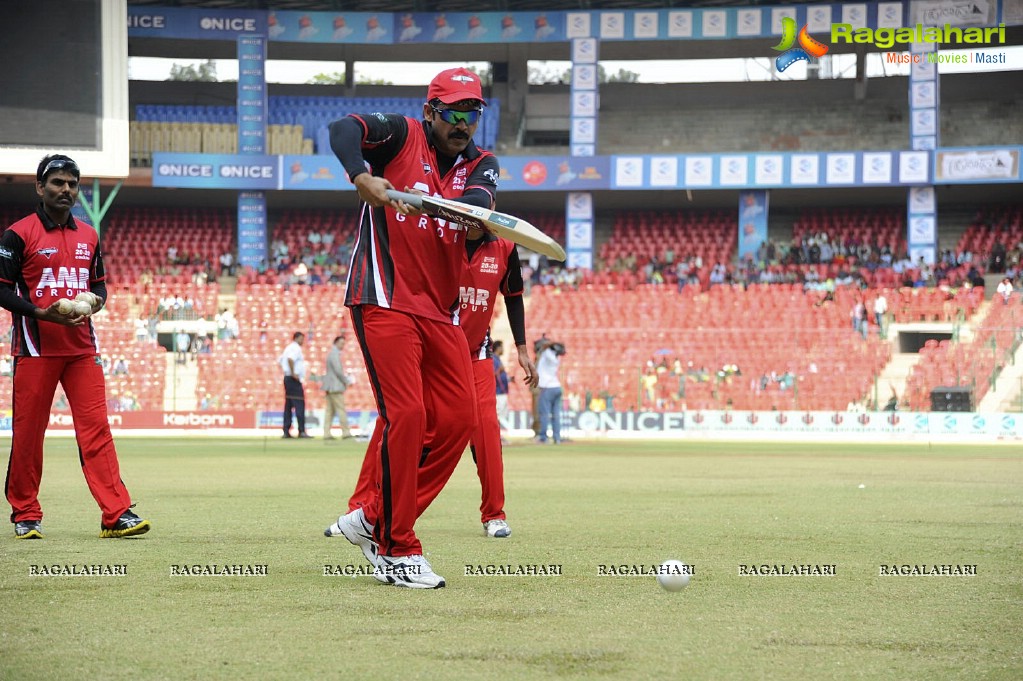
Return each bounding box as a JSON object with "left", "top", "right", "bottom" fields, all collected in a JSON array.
[
  {"left": 325, "top": 68, "right": 498, "bottom": 588},
  {"left": 0, "top": 155, "right": 150, "bottom": 540},
  {"left": 339, "top": 227, "right": 537, "bottom": 538}
]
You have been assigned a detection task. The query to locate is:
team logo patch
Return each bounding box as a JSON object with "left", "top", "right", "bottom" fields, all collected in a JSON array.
[
  {"left": 483, "top": 169, "right": 498, "bottom": 184},
  {"left": 37, "top": 247, "right": 58, "bottom": 259},
  {"left": 480, "top": 256, "right": 499, "bottom": 274},
  {"left": 422, "top": 160, "right": 433, "bottom": 175},
  {"left": 0, "top": 247, "right": 12, "bottom": 259}
]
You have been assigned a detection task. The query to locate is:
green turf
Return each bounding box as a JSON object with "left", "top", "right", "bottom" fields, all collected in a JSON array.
[{"left": 1, "top": 437, "right": 1020, "bottom": 680}]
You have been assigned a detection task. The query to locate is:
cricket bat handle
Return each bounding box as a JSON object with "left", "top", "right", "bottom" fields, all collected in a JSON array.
[{"left": 385, "top": 190, "right": 424, "bottom": 209}]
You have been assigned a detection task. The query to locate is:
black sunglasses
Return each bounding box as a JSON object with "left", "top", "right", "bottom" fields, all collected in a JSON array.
[
  {"left": 40, "top": 158, "right": 80, "bottom": 180},
  {"left": 430, "top": 105, "right": 482, "bottom": 126}
]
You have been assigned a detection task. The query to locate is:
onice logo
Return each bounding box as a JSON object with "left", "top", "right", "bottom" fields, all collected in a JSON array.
[{"left": 772, "top": 16, "right": 829, "bottom": 72}]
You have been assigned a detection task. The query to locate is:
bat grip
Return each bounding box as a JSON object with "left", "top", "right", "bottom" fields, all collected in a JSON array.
[{"left": 384, "top": 189, "right": 423, "bottom": 209}]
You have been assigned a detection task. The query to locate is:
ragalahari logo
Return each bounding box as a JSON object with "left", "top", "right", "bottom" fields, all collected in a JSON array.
[{"left": 772, "top": 17, "right": 829, "bottom": 71}]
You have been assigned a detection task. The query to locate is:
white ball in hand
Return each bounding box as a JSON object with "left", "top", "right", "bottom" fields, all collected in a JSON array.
[
  {"left": 56, "top": 298, "right": 75, "bottom": 315},
  {"left": 75, "top": 292, "right": 100, "bottom": 308},
  {"left": 72, "top": 300, "right": 93, "bottom": 317}
]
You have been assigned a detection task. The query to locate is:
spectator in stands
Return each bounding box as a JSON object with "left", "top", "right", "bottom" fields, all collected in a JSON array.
[
  {"left": 641, "top": 368, "right": 658, "bottom": 406},
  {"left": 883, "top": 385, "right": 899, "bottom": 412},
  {"left": 279, "top": 331, "right": 311, "bottom": 439},
  {"left": 322, "top": 335, "right": 354, "bottom": 441},
  {"left": 119, "top": 392, "right": 138, "bottom": 412},
  {"left": 112, "top": 357, "right": 129, "bottom": 376},
  {"left": 0, "top": 356, "right": 12, "bottom": 376},
  {"left": 175, "top": 329, "right": 190, "bottom": 364},
  {"left": 219, "top": 250, "right": 235, "bottom": 277},
  {"left": 324, "top": 67, "right": 495, "bottom": 587},
  {"left": 990, "top": 241, "right": 1007, "bottom": 273},
  {"left": 873, "top": 293, "right": 888, "bottom": 338},
  {"left": 852, "top": 299, "right": 867, "bottom": 339},
  {"left": 0, "top": 153, "right": 150, "bottom": 540},
  {"left": 134, "top": 316, "right": 148, "bottom": 343},
  {"left": 997, "top": 277, "right": 1014, "bottom": 305}
]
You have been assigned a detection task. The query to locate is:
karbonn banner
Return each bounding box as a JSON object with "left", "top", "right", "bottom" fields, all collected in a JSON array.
[{"left": 44, "top": 411, "right": 256, "bottom": 430}]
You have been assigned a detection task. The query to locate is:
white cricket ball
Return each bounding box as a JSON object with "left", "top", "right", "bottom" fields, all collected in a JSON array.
[
  {"left": 656, "top": 559, "right": 691, "bottom": 592},
  {"left": 56, "top": 298, "right": 75, "bottom": 315},
  {"left": 75, "top": 292, "right": 99, "bottom": 308},
  {"left": 72, "top": 300, "right": 93, "bottom": 317}
]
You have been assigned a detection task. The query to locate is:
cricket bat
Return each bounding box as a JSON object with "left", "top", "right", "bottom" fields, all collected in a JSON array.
[{"left": 385, "top": 190, "right": 567, "bottom": 262}]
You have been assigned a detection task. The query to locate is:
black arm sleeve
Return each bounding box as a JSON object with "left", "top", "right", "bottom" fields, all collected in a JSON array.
[
  {"left": 91, "top": 246, "right": 108, "bottom": 305},
  {"left": 503, "top": 247, "right": 526, "bottom": 347},
  {"left": 458, "top": 153, "right": 500, "bottom": 210},
  {"left": 0, "top": 286, "right": 36, "bottom": 318},
  {"left": 329, "top": 117, "right": 373, "bottom": 181},
  {"left": 0, "top": 230, "right": 37, "bottom": 318},
  {"left": 505, "top": 295, "right": 526, "bottom": 348},
  {"left": 329, "top": 113, "right": 409, "bottom": 180}
]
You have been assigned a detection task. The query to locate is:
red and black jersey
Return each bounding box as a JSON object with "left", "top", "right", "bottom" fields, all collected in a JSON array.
[
  {"left": 341, "top": 114, "right": 499, "bottom": 324},
  {"left": 0, "top": 207, "right": 104, "bottom": 356},
  {"left": 459, "top": 234, "right": 522, "bottom": 358}
]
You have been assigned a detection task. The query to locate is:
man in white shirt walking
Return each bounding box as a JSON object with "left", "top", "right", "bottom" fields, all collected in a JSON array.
[
  {"left": 279, "top": 331, "right": 311, "bottom": 438},
  {"left": 873, "top": 294, "right": 888, "bottom": 338}
]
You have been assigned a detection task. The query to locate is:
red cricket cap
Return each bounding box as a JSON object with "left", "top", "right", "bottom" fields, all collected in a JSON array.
[{"left": 427, "top": 67, "right": 486, "bottom": 106}]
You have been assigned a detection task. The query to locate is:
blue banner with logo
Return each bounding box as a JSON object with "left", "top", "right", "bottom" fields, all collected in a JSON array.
[
  {"left": 498, "top": 156, "right": 610, "bottom": 192},
  {"left": 127, "top": 7, "right": 265, "bottom": 39},
  {"left": 152, "top": 153, "right": 280, "bottom": 189},
  {"left": 237, "top": 36, "right": 267, "bottom": 155},
  {"left": 148, "top": 148, "right": 1023, "bottom": 191},
  {"left": 738, "top": 190, "right": 769, "bottom": 262},
  {"left": 281, "top": 155, "right": 347, "bottom": 190},
  {"left": 237, "top": 192, "right": 267, "bottom": 270},
  {"left": 128, "top": 4, "right": 1011, "bottom": 43}
]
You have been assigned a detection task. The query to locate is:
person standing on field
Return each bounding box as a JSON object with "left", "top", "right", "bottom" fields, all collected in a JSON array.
[
  {"left": 0, "top": 154, "right": 150, "bottom": 540},
  {"left": 280, "top": 331, "right": 311, "bottom": 438},
  {"left": 324, "top": 67, "right": 498, "bottom": 588},
  {"left": 535, "top": 339, "right": 564, "bottom": 444},
  {"left": 322, "top": 335, "right": 354, "bottom": 440}
]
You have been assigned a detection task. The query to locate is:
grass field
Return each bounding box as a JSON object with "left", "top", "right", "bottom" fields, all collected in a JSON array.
[{"left": 1, "top": 436, "right": 1021, "bottom": 680}]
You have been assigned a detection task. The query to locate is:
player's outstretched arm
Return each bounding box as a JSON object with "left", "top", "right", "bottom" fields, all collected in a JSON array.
[{"left": 516, "top": 344, "right": 538, "bottom": 388}]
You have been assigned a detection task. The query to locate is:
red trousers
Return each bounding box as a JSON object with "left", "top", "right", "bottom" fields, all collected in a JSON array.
[
  {"left": 5, "top": 355, "right": 132, "bottom": 527},
  {"left": 349, "top": 355, "right": 505, "bottom": 524},
  {"left": 350, "top": 305, "right": 476, "bottom": 557}
]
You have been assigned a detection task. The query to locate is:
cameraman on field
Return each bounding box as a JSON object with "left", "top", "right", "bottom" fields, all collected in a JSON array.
[{"left": 535, "top": 337, "right": 565, "bottom": 444}]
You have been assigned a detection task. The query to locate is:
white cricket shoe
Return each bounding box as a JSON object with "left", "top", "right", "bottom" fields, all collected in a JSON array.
[
  {"left": 483, "top": 519, "right": 511, "bottom": 538},
  {"left": 373, "top": 554, "right": 446, "bottom": 589},
  {"left": 325, "top": 507, "right": 378, "bottom": 565}
]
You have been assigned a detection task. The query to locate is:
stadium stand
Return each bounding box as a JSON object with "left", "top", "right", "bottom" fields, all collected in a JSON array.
[
  {"left": 2, "top": 198, "right": 1018, "bottom": 415},
  {"left": 523, "top": 283, "right": 893, "bottom": 413}
]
